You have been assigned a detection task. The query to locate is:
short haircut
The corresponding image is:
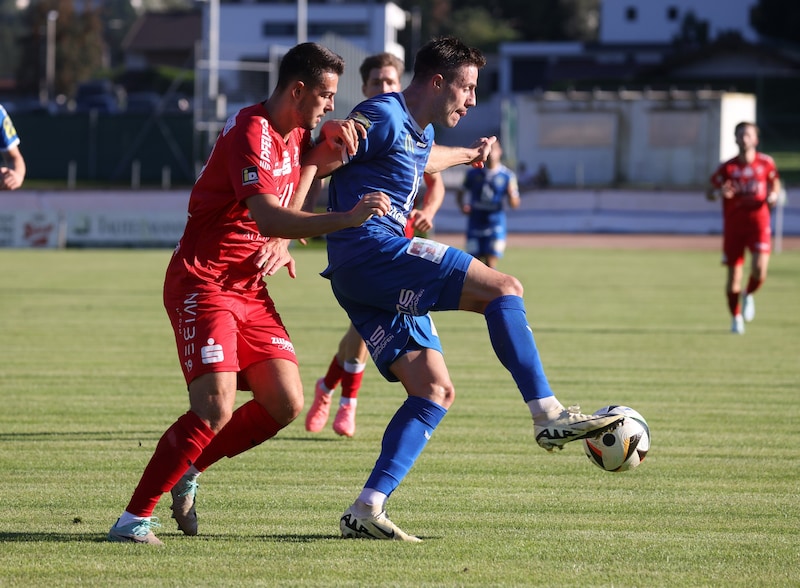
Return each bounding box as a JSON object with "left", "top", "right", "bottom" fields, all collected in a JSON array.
[
  {"left": 359, "top": 52, "right": 405, "bottom": 85},
  {"left": 412, "top": 36, "right": 486, "bottom": 83},
  {"left": 735, "top": 121, "right": 759, "bottom": 136},
  {"left": 275, "top": 42, "right": 345, "bottom": 91}
]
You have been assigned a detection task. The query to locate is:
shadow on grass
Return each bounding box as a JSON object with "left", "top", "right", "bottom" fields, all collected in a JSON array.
[{"left": 0, "top": 531, "right": 344, "bottom": 543}]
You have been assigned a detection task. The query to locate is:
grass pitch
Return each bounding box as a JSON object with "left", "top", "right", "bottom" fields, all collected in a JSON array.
[{"left": 0, "top": 243, "right": 798, "bottom": 587}]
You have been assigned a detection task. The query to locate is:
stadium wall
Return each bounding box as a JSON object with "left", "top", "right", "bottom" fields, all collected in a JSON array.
[{"left": 1, "top": 187, "right": 797, "bottom": 248}]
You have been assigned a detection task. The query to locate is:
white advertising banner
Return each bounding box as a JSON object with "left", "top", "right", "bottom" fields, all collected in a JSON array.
[
  {"left": 63, "top": 211, "right": 187, "bottom": 247},
  {"left": 0, "top": 210, "right": 63, "bottom": 248}
]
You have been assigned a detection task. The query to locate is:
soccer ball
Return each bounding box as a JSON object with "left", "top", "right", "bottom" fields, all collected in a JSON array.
[{"left": 583, "top": 405, "right": 650, "bottom": 472}]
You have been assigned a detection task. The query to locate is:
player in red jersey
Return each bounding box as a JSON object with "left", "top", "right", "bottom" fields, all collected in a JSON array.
[
  {"left": 108, "top": 42, "right": 391, "bottom": 545},
  {"left": 305, "top": 52, "right": 446, "bottom": 438},
  {"left": 707, "top": 121, "right": 781, "bottom": 334}
]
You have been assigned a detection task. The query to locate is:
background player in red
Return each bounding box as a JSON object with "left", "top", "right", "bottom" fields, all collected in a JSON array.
[
  {"left": 707, "top": 121, "right": 781, "bottom": 334},
  {"left": 108, "top": 42, "right": 390, "bottom": 545},
  {"left": 305, "top": 52, "right": 446, "bottom": 438}
]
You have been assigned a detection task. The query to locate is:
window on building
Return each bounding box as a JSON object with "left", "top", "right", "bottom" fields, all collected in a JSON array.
[
  {"left": 667, "top": 6, "right": 679, "bottom": 21},
  {"left": 625, "top": 7, "right": 637, "bottom": 21}
]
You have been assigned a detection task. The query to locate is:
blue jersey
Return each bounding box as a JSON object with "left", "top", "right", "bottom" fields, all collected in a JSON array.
[
  {"left": 0, "top": 104, "right": 20, "bottom": 151},
  {"left": 325, "top": 93, "right": 434, "bottom": 270},
  {"left": 461, "top": 165, "right": 516, "bottom": 214}
]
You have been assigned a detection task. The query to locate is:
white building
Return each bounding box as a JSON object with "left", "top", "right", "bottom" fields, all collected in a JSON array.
[
  {"left": 199, "top": 0, "right": 407, "bottom": 111},
  {"left": 599, "top": 0, "right": 759, "bottom": 44}
]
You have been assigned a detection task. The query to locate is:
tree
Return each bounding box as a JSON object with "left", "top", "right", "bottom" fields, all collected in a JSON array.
[
  {"left": 750, "top": 0, "right": 800, "bottom": 46},
  {"left": 15, "top": 0, "right": 106, "bottom": 98},
  {"left": 394, "top": 0, "right": 599, "bottom": 53}
]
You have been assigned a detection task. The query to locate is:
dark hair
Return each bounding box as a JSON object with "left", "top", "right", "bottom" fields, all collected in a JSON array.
[
  {"left": 276, "top": 42, "right": 345, "bottom": 91},
  {"left": 359, "top": 52, "right": 405, "bottom": 85},
  {"left": 412, "top": 36, "right": 486, "bottom": 83},
  {"left": 735, "top": 121, "right": 759, "bottom": 136}
]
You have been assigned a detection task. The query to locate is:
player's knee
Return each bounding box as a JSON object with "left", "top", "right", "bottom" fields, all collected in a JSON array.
[
  {"left": 432, "top": 381, "right": 456, "bottom": 409},
  {"left": 498, "top": 273, "right": 524, "bottom": 298}
]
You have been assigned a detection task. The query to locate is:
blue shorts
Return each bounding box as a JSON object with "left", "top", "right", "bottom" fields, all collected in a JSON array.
[
  {"left": 325, "top": 236, "right": 472, "bottom": 381},
  {"left": 467, "top": 213, "right": 507, "bottom": 258}
]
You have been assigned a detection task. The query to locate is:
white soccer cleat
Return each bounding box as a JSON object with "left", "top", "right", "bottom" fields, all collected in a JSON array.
[
  {"left": 742, "top": 294, "right": 755, "bottom": 323},
  {"left": 731, "top": 314, "right": 745, "bottom": 334},
  {"left": 340, "top": 501, "right": 422, "bottom": 542},
  {"left": 107, "top": 517, "right": 163, "bottom": 546},
  {"left": 534, "top": 405, "right": 624, "bottom": 452}
]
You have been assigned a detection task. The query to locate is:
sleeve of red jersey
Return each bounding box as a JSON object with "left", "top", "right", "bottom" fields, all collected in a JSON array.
[{"left": 226, "top": 112, "right": 282, "bottom": 204}]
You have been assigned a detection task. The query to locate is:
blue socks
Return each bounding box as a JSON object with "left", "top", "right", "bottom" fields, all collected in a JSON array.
[
  {"left": 365, "top": 396, "right": 447, "bottom": 497},
  {"left": 484, "top": 294, "right": 553, "bottom": 402}
]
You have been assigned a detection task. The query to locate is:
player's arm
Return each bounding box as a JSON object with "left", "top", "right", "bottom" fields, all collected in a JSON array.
[
  {"left": 706, "top": 176, "right": 734, "bottom": 201},
  {"left": 507, "top": 175, "right": 521, "bottom": 210},
  {"left": 0, "top": 145, "right": 25, "bottom": 191},
  {"left": 426, "top": 136, "right": 496, "bottom": 173},
  {"left": 409, "top": 172, "right": 445, "bottom": 232},
  {"left": 766, "top": 175, "right": 781, "bottom": 207},
  {"left": 246, "top": 191, "right": 390, "bottom": 241}
]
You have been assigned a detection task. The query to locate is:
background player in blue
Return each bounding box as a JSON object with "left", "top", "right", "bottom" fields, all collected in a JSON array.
[
  {"left": 456, "top": 140, "right": 520, "bottom": 268},
  {"left": 301, "top": 36, "right": 623, "bottom": 542},
  {"left": 0, "top": 104, "right": 26, "bottom": 191}
]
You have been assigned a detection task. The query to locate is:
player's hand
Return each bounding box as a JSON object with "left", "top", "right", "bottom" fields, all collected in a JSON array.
[
  {"left": 350, "top": 191, "right": 391, "bottom": 226},
  {"left": 255, "top": 238, "right": 296, "bottom": 279},
  {"left": 468, "top": 136, "right": 497, "bottom": 169},
  {"left": 319, "top": 119, "right": 366, "bottom": 160},
  {"left": 720, "top": 180, "right": 735, "bottom": 199},
  {"left": 409, "top": 209, "right": 434, "bottom": 233},
  {"left": 767, "top": 191, "right": 779, "bottom": 207},
  {"left": 0, "top": 166, "right": 23, "bottom": 191}
]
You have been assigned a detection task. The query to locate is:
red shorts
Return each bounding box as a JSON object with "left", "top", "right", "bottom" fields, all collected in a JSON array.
[
  {"left": 163, "top": 286, "right": 297, "bottom": 388},
  {"left": 722, "top": 221, "right": 771, "bottom": 266}
]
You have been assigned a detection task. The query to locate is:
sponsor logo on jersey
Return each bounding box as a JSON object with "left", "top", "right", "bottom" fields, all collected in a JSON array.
[
  {"left": 242, "top": 165, "right": 258, "bottom": 185},
  {"left": 271, "top": 336, "right": 295, "bottom": 354},
  {"left": 367, "top": 324, "right": 394, "bottom": 358},
  {"left": 201, "top": 338, "right": 224, "bottom": 364},
  {"left": 180, "top": 293, "right": 199, "bottom": 373},
  {"left": 348, "top": 111, "right": 372, "bottom": 130},
  {"left": 273, "top": 149, "right": 292, "bottom": 178},
  {"left": 259, "top": 118, "right": 272, "bottom": 171},
  {"left": 396, "top": 288, "right": 423, "bottom": 315}
]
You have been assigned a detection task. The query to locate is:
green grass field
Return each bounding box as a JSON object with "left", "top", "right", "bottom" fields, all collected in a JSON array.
[{"left": 1, "top": 245, "right": 798, "bottom": 587}]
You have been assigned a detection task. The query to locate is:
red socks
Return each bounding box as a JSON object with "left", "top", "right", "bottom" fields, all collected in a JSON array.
[
  {"left": 341, "top": 370, "right": 364, "bottom": 399},
  {"left": 745, "top": 276, "right": 763, "bottom": 296},
  {"left": 126, "top": 411, "right": 214, "bottom": 517},
  {"left": 323, "top": 355, "right": 345, "bottom": 391},
  {"left": 193, "top": 400, "right": 282, "bottom": 471},
  {"left": 727, "top": 291, "right": 741, "bottom": 316}
]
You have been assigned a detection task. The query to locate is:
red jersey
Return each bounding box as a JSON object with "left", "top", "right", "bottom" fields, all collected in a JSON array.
[
  {"left": 166, "top": 103, "right": 312, "bottom": 292},
  {"left": 710, "top": 152, "right": 779, "bottom": 228}
]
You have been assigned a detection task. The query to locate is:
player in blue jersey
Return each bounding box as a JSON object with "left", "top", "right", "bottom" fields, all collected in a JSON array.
[
  {"left": 301, "top": 36, "right": 624, "bottom": 542},
  {"left": 456, "top": 139, "right": 520, "bottom": 268},
  {"left": 0, "top": 104, "right": 26, "bottom": 190}
]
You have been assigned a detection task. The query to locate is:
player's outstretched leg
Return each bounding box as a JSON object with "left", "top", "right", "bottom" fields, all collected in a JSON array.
[
  {"left": 481, "top": 295, "right": 624, "bottom": 451},
  {"left": 340, "top": 500, "right": 422, "bottom": 542},
  {"left": 533, "top": 405, "right": 623, "bottom": 452}
]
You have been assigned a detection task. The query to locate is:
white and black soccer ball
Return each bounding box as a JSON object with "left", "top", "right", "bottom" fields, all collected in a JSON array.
[{"left": 583, "top": 405, "right": 650, "bottom": 472}]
